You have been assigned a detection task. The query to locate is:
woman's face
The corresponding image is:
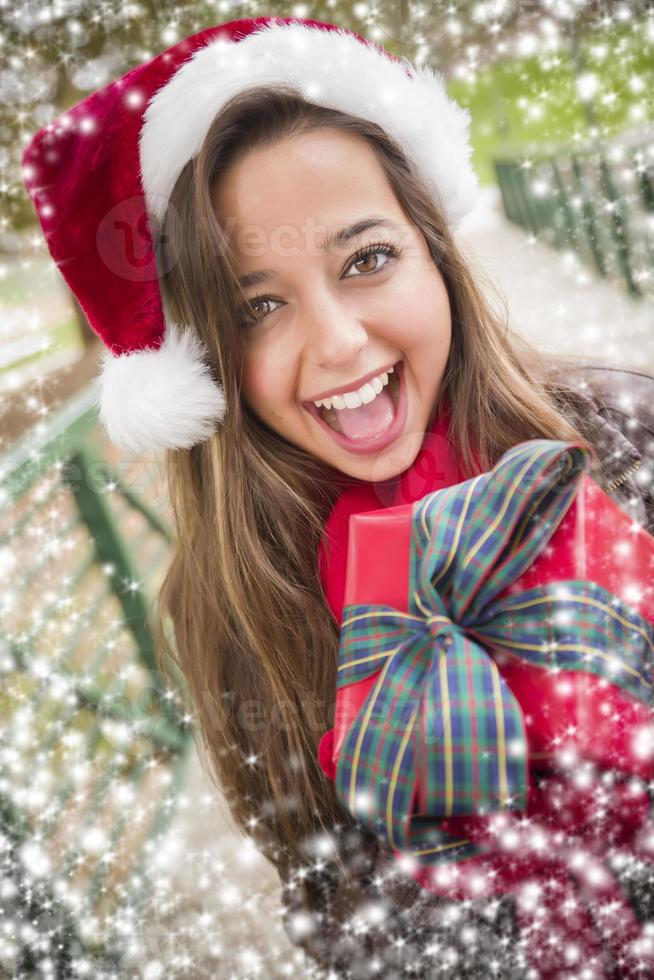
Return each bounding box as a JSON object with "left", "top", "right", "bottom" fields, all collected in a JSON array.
[{"left": 213, "top": 127, "right": 452, "bottom": 484}]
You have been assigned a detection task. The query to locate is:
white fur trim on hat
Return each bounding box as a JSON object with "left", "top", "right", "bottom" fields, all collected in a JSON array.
[
  {"left": 139, "top": 21, "right": 479, "bottom": 230},
  {"left": 93, "top": 323, "right": 226, "bottom": 455}
]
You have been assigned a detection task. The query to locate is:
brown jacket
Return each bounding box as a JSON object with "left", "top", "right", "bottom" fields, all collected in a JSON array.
[{"left": 280, "top": 362, "right": 654, "bottom": 980}]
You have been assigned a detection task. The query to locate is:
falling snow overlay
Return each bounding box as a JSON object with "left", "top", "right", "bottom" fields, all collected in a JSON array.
[{"left": 3, "top": 2, "right": 654, "bottom": 978}]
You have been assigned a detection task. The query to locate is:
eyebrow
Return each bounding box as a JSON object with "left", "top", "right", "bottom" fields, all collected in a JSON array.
[{"left": 235, "top": 217, "right": 401, "bottom": 290}]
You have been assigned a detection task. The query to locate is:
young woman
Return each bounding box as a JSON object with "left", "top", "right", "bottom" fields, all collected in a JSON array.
[{"left": 23, "top": 15, "right": 654, "bottom": 979}]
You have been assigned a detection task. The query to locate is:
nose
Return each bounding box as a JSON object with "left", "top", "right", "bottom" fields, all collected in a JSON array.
[{"left": 301, "top": 284, "right": 369, "bottom": 368}]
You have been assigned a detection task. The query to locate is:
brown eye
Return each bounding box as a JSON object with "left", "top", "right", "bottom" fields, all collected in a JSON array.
[
  {"left": 240, "top": 294, "right": 282, "bottom": 328},
  {"left": 343, "top": 242, "right": 402, "bottom": 280},
  {"left": 249, "top": 298, "right": 274, "bottom": 318},
  {"left": 352, "top": 253, "right": 380, "bottom": 274}
]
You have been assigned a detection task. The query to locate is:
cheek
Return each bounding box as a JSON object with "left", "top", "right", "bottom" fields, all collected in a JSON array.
[
  {"left": 242, "top": 354, "right": 272, "bottom": 411},
  {"left": 242, "top": 351, "right": 292, "bottom": 420},
  {"left": 392, "top": 273, "right": 451, "bottom": 347}
]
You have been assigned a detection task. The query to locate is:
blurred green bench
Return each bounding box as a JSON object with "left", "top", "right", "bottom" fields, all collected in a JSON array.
[
  {"left": 0, "top": 383, "right": 193, "bottom": 976},
  {"left": 493, "top": 129, "right": 654, "bottom": 300}
]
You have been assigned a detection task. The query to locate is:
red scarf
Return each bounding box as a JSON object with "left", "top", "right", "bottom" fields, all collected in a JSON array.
[{"left": 318, "top": 397, "right": 469, "bottom": 624}]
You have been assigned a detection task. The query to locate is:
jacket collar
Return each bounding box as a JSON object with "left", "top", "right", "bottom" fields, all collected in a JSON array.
[{"left": 552, "top": 380, "right": 642, "bottom": 492}]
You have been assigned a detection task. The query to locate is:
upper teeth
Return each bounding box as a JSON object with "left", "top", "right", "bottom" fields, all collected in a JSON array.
[{"left": 313, "top": 366, "right": 395, "bottom": 410}]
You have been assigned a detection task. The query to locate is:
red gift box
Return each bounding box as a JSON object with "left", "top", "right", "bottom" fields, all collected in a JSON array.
[
  {"left": 318, "top": 471, "right": 654, "bottom": 792},
  {"left": 317, "top": 455, "right": 654, "bottom": 978}
]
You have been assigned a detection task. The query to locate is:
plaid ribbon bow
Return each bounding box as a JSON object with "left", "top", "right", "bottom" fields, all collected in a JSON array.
[{"left": 335, "top": 439, "right": 654, "bottom": 866}]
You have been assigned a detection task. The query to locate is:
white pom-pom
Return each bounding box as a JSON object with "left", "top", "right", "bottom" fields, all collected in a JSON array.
[{"left": 94, "top": 322, "right": 226, "bottom": 454}]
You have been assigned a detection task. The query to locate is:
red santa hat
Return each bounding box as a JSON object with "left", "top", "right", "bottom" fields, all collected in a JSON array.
[{"left": 22, "top": 15, "right": 478, "bottom": 455}]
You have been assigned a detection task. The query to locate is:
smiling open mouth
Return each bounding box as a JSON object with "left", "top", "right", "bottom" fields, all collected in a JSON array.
[
  {"left": 318, "top": 365, "right": 401, "bottom": 434},
  {"left": 302, "top": 360, "right": 407, "bottom": 456}
]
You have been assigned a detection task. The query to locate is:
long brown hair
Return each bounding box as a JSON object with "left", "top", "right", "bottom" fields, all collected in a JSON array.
[{"left": 151, "top": 85, "right": 596, "bottom": 881}]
